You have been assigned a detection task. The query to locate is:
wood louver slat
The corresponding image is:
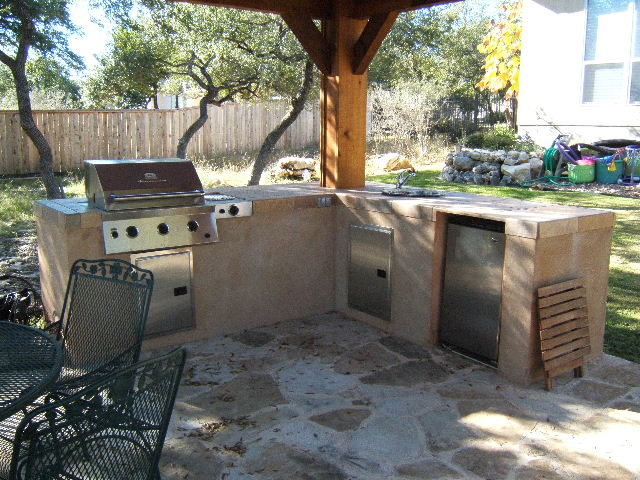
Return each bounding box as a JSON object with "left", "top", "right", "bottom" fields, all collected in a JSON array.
[
  {"left": 539, "top": 308, "right": 588, "bottom": 331},
  {"left": 537, "top": 277, "right": 590, "bottom": 391}
]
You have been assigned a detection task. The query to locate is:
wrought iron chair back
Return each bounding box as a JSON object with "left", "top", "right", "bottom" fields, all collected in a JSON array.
[
  {"left": 9, "top": 348, "right": 186, "bottom": 480},
  {"left": 55, "top": 259, "right": 154, "bottom": 389}
]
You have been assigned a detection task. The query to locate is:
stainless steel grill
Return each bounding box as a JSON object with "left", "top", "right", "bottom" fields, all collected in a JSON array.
[
  {"left": 84, "top": 158, "right": 219, "bottom": 255},
  {"left": 83, "top": 158, "right": 252, "bottom": 337},
  {"left": 85, "top": 158, "right": 204, "bottom": 211}
]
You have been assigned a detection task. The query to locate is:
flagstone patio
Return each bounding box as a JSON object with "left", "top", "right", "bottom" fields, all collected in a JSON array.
[{"left": 154, "top": 313, "right": 640, "bottom": 480}]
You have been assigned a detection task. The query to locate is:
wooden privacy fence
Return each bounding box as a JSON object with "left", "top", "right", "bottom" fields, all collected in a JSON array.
[{"left": 0, "top": 102, "right": 320, "bottom": 175}]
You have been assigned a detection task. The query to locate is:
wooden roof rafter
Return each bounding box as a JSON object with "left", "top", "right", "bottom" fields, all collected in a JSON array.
[
  {"left": 280, "top": 15, "right": 332, "bottom": 76},
  {"left": 352, "top": 11, "right": 399, "bottom": 74},
  {"left": 281, "top": 11, "right": 399, "bottom": 76}
]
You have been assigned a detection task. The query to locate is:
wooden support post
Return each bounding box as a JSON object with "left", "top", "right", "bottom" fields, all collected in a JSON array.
[{"left": 320, "top": 6, "right": 368, "bottom": 189}]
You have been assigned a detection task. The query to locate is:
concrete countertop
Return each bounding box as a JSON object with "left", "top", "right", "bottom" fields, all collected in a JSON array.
[
  {"left": 217, "top": 183, "right": 616, "bottom": 238},
  {"left": 36, "top": 182, "right": 615, "bottom": 239}
]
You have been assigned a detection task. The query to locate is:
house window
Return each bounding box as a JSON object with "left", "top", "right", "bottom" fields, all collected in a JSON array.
[{"left": 583, "top": 0, "right": 639, "bottom": 104}]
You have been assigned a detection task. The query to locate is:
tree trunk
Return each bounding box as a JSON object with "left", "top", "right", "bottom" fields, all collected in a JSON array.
[
  {"left": 176, "top": 95, "right": 210, "bottom": 159},
  {"left": 510, "top": 97, "right": 518, "bottom": 132},
  {"left": 248, "top": 60, "right": 314, "bottom": 186},
  {"left": 9, "top": 54, "right": 64, "bottom": 198}
]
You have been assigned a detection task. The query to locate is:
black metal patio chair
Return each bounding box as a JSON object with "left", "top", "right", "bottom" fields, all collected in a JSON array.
[
  {"left": 0, "top": 258, "right": 154, "bottom": 478},
  {"left": 51, "top": 258, "right": 154, "bottom": 394},
  {"left": 7, "top": 348, "right": 186, "bottom": 480}
]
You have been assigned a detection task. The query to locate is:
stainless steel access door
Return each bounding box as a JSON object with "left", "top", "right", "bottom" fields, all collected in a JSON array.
[
  {"left": 439, "top": 219, "right": 505, "bottom": 362},
  {"left": 131, "top": 248, "right": 194, "bottom": 337},
  {"left": 348, "top": 224, "right": 393, "bottom": 321}
]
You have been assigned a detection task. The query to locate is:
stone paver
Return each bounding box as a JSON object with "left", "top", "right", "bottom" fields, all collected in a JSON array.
[
  {"left": 360, "top": 359, "right": 449, "bottom": 386},
  {"left": 417, "top": 407, "right": 479, "bottom": 452},
  {"left": 378, "top": 336, "right": 431, "bottom": 359},
  {"left": 566, "top": 379, "right": 629, "bottom": 404},
  {"left": 332, "top": 342, "right": 400, "bottom": 375},
  {"left": 395, "top": 458, "right": 464, "bottom": 479},
  {"left": 309, "top": 408, "right": 371, "bottom": 431},
  {"left": 230, "top": 330, "right": 275, "bottom": 347},
  {"left": 452, "top": 447, "right": 519, "bottom": 479},
  {"left": 159, "top": 313, "right": 640, "bottom": 479}
]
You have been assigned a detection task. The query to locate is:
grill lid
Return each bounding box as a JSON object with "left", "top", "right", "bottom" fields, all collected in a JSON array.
[{"left": 85, "top": 159, "right": 204, "bottom": 211}]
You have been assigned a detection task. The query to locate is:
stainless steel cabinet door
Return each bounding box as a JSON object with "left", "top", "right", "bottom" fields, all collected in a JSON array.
[
  {"left": 348, "top": 224, "right": 393, "bottom": 321},
  {"left": 132, "top": 249, "right": 194, "bottom": 337}
]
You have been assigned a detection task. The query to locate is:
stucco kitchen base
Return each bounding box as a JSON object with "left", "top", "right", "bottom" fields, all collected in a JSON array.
[{"left": 35, "top": 183, "right": 615, "bottom": 385}]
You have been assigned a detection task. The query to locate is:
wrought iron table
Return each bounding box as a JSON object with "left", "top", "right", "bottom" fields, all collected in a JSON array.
[{"left": 0, "top": 322, "right": 62, "bottom": 421}]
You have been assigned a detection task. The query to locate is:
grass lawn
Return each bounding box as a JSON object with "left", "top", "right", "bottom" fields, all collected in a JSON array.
[
  {"left": 369, "top": 165, "right": 640, "bottom": 363},
  {"left": 1, "top": 164, "right": 638, "bottom": 363}
]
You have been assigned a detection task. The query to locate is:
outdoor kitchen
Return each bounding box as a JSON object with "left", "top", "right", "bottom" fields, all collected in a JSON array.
[{"left": 35, "top": 158, "right": 615, "bottom": 385}]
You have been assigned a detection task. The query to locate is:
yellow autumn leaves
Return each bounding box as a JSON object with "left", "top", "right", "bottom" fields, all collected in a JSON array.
[{"left": 477, "top": 1, "right": 522, "bottom": 99}]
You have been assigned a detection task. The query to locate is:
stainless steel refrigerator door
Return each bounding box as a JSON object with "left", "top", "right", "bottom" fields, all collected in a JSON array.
[
  {"left": 348, "top": 224, "right": 393, "bottom": 321},
  {"left": 439, "top": 222, "right": 505, "bottom": 361}
]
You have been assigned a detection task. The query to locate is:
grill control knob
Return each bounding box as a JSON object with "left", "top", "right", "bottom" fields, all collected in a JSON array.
[
  {"left": 229, "top": 205, "right": 240, "bottom": 216},
  {"left": 126, "top": 226, "right": 139, "bottom": 238},
  {"left": 187, "top": 220, "right": 199, "bottom": 232},
  {"left": 110, "top": 229, "right": 119, "bottom": 239},
  {"left": 157, "top": 223, "right": 170, "bottom": 235}
]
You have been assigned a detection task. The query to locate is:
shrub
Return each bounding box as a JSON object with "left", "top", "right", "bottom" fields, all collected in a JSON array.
[
  {"left": 369, "top": 82, "right": 445, "bottom": 159},
  {"left": 464, "top": 132, "right": 485, "bottom": 148},
  {"left": 483, "top": 132, "right": 516, "bottom": 150},
  {"left": 483, "top": 124, "right": 517, "bottom": 150}
]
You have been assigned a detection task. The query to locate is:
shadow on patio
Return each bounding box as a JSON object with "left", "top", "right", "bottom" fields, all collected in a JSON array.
[{"left": 154, "top": 313, "right": 640, "bottom": 479}]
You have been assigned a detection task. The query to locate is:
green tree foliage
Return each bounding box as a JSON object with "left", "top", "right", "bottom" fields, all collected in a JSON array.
[
  {"left": 84, "top": 25, "right": 172, "bottom": 109},
  {"left": 370, "top": 5, "right": 494, "bottom": 140},
  {"left": 369, "top": 10, "right": 447, "bottom": 87},
  {"left": 0, "top": 0, "right": 84, "bottom": 198},
  {"left": 0, "top": 0, "right": 134, "bottom": 197},
  {"left": 477, "top": 1, "right": 522, "bottom": 99},
  {"left": 0, "top": 57, "right": 81, "bottom": 109},
  {"left": 107, "top": 3, "right": 314, "bottom": 175}
]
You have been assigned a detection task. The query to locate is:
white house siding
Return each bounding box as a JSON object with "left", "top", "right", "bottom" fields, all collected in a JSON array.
[{"left": 518, "top": 0, "right": 640, "bottom": 146}]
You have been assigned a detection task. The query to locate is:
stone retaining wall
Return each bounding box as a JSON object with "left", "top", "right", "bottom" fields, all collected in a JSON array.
[{"left": 441, "top": 148, "right": 545, "bottom": 186}]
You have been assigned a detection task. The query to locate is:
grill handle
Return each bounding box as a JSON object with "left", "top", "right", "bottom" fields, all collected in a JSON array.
[{"left": 108, "top": 190, "right": 204, "bottom": 203}]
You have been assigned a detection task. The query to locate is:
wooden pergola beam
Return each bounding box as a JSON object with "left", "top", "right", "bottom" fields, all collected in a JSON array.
[
  {"left": 281, "top": 15, "right": 333, "bottom": 76},
  {"left": 179, "top": 0, "right": 455, "bottom": 19},
  {"left": 352, "top": 11, "right": 399, "bottom": 75},
  {"left": 349, "top": 0, "right": 457, "bottom": 18},
  {"left": 180, "top": 0, "right": 332, "bottom": 19}
]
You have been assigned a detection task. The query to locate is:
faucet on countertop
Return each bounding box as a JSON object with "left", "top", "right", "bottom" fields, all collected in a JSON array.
[{"left": 395, "top": 168, "right": 416, "bottom": 189}]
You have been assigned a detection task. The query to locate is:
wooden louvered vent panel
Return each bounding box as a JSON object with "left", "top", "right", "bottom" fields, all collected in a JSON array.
[{"left": 537, "top": 278, "right": 590, "bottom": 391}]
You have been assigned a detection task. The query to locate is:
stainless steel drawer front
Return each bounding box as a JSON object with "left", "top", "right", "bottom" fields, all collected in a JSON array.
[
  {"left": 131, "top": 249, "right": 194, "bottom": 337},
  {"left": 348, "top": 224, "right": 393, "bottom": 321}
]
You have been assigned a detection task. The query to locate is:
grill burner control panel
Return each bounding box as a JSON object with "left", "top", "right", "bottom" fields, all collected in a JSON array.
[
  {"left": 205, "top": 194, "right": 253, "bottom": 219},
  {"left": 103, "top": 211, "right": 218, "bottom": 254}
]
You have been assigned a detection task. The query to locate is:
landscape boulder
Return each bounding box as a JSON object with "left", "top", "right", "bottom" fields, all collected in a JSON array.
[
  {"left": 501, "top": 163, "right": 532, "bottom": 183},
  {"left": 529, "top": 157, "right": 544, "bottom": 177},
  {"left": 453, "top": 154, "right": 478, "bottom": 171},
  {"left": 273, "top": 157, "right": 318, "bottom": 181},
  {"left": 376, "top": 153, "right": 413, "bottom": 172}
]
